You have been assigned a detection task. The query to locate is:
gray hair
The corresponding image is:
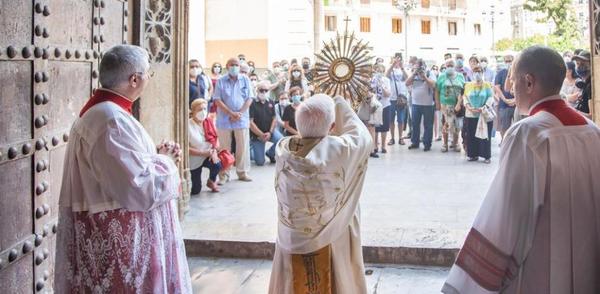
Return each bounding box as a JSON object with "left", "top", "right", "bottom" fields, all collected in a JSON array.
[
  {"left": 296, "top": 94, "right": 335, "bottom": 138},
  {"left": 99, "top": 45, "right": 150, "bottom": 89},
  {"left": 515, "top": 45, "right": 566, "bottom": 95}
]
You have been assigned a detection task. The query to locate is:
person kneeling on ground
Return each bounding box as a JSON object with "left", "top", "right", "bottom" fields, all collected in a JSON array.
[
  {"left": 189, "top": 99, "right": 223, "bottom": 193},
  {"left": 250, "top": 81, "right": 283, "bottom": 165}
]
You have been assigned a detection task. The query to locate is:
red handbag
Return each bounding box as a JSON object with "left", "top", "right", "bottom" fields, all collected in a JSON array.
[{"left": 218, "top": 150, "right": 235, "bottom": 170}]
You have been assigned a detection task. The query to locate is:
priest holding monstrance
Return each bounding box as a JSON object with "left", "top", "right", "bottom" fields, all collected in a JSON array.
[{"left": 269, "top": 29, "right": 374, "bottom": 294}]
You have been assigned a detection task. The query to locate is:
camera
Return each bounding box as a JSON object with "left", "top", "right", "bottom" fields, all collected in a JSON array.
[{"left": 575, "top": 78, "right": 587, "bottom": 89}]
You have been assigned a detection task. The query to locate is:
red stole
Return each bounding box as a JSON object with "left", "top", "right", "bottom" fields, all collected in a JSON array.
[
  {"left": 530, "top": 99, "right": 586, "bottom": 126},
  {"left": 80, "top": 89, "right": 133, "bottom": 117}
]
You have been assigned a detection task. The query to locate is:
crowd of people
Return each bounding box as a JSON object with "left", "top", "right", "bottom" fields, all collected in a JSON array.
[{"left": 187, "top": 48, "right": 593, "bottom": 193}]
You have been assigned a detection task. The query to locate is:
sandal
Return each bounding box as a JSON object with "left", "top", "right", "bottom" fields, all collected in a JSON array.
[
  {"left": 441, "top": 145, "right": 448, "bottom": 152},
  {"left": 399, "top": 139, "right": 406, "bottom": 145},
  {"left": 387, "top": 139, "right": 395, "bottom": 146},
  {"left": 483, "top": 159, "right": 491, "bottom": 164},
  {"left": 467, "top": 157, "right": 478, "bottom": 162}
]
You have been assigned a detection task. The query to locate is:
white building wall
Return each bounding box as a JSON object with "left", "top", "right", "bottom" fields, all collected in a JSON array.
[
  {"left": 204, "top": 0, "right": 269, "bottom": 41},
  {"left": 188, "top": 0, "right": 206, "bottom": 63},
  {"left": 267, "top": 0, "right": 314, "bottom": 65}
]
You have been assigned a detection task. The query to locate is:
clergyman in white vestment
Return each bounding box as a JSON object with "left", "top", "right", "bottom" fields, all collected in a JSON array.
[
  {"left": 269, "top": 94, "right": 372, "bottom": 294},
  {"left": 443, "top": 46, "right": 600, "bottom": 293},
  {"left": 55, "top": 45, "right": 192, "bottom": 293}
]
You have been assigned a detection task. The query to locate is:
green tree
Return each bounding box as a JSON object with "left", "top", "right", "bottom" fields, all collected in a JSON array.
[
  {"left": 523, "top": 0, "right": 581, "bottom": 47},
  {"left": 495, "top": 38, "right": 514, "bottom": 51}
]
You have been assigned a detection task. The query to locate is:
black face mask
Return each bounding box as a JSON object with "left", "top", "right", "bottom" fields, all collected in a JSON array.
[{"left": 302, "top": 63, "right": 309, "bottom": 70}]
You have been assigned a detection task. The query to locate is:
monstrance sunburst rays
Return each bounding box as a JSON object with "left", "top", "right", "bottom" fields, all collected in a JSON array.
[{"left": 312, "top": 28, "right": 374, "bottom": 107}]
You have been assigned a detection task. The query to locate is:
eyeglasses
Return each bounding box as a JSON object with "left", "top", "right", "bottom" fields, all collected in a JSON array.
[
  {"left": 258, "top": 89, "right": 269, "bottom": 93},
  {"left": 135, "top": 70, "right": 155, "bottom": 78}
]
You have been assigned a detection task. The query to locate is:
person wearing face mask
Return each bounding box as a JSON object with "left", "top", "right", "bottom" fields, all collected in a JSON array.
[
  {"left": 480, "top": 57, "right": 495, "bottom": 83},
  {"left": 210, "top": 62, "right": 223, "bottom": 88},
  {"left": 267, "top": 61, "right": 286, "bottom": 101},
  {"left": 435, "top": 59, "right": 465, "bottom": 153},
  {"left": 371, "top": 63, "right": 392, "bottom": 154},
  {"left": 302, "top": 57, "right": 313, "bottom": 83},
  {"left": 189, "top": 99, "right": 222, "bottom": 193},
  {"left": 189, "top": 59, "right": 207, "bottom": 107},
  {"left": 571, "top": 50, "right": 592, "bottom": 118},
  {"left": 455, "top": 53, "right": 472, "bottom": 81},
  {"left": 285, "top": 64, "right": 309, "bottom": 97},
  {"left": 494, "top": 54, "right": 516, "bottom": 142},
  {"left": 274, "top": 91, "right": 290, "bottom": 134},
  {"left": 282, "top": 87, "right": 304, "bottom": 136},
  {"left": 213, "top": 57, "right": 254, "bottom": 182},
  {"left": 406, "top": 58, "right": 437, "bottom": 151},
  {"left": 240, "top": 62, "right": 256, "bottom": 98},
  {"left": 386, "top": 55, "right": 409, "bottom": 145},
  {"left": 463, "top": 65, "right": 494, "bottom": 163},
  {"left": 249, "top": 81, "right": 283, "bottom": 165},
  {"left": 280, "top": 59, "right": 290, "bottom": 73}
]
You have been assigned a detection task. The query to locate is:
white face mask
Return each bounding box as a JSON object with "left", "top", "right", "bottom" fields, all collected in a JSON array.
[
  {"left": 481, "top": 62, "right": 488, "bottom": 68},
  {"left": 474, "top": 72, "right": 483, "bottom": 82},
  {"left": 292, "top": 71, "right": 301, "bottom": 78},
  {"left": 195, "top": 110, "right": 207, "bottom": 121},
  {"left": 258, "top": 92, "right": 267, "bottom": 101},
  {"left": 190, "top": 68, "right": 199, "bottom": 77}
]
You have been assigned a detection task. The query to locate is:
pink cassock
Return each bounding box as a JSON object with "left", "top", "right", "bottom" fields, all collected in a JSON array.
[{"left": 55, "top": 89, "right": 192, "bottom": 293}]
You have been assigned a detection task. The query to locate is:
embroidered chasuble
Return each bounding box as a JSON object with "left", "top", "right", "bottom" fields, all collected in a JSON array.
[{"left": 269, "top": 96, "right": 372, "bottom": 294}]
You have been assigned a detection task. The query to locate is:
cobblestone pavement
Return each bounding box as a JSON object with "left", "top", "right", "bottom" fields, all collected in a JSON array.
[
  {"left": 182, "top": 135, "right": 501, "bottom": 248},
  {"left": 188, "top": 257, "right": 450, "bottom": 294}
]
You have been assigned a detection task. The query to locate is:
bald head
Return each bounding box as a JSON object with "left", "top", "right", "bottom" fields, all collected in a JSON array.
[
  {"left": 514, "top": 46, "right": 566, "bottom": 96},
  {"left": 512, "top": 46, "right": 566, "bottom": 113}
]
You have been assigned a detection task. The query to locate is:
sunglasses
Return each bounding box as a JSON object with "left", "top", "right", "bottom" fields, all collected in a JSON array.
[{"left": 258, "top": 89, "right": 269, "bottom": 93}]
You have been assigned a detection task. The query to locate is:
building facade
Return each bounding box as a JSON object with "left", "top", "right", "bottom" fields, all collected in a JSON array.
[
  {"left": 195, "top": 0, "right": 512, "bottom": 67},
  {"left": 321, "top": 0, "right": 511, "bottom": 64}
]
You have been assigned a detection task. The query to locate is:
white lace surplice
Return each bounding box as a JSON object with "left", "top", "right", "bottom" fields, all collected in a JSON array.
[
  {"left": 56, "top": 101, "right": 191, "bottom": 293},
  {"left": 56, "top": 201, "right": 191, "bottom": 293}
]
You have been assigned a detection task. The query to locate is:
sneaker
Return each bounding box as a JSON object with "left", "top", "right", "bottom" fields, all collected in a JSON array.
[
  {"left": 467, "top": 157, "right": 478, "bottom": 162},
  {"left": 373, "top": 149, "right": 378, "bottom": 154},
  {"left": 408, "top": 144, "right": 419, "bottom": 150},
  {"left": 453, "top": 145, "right": 461, "bottom": 152},
  {"left": 387, "top": 139, "right": 395, "bottom": 146},
  {"left": 435, "top": 137, "right": 442, "bottom": 141},
  {"left": 238, "top": 175, "right": 253, "bottom": 182},
  {"left": 207, "top": 180, "right": 220, "bottom": 193},
  {"left": 441, "top": 145, "right": 448, "bottom": 153},
  {"left": 369, "top": 152, "right": 379, "bottom": 158},
  {"left": 483, "top": 159, "right": 491, "bottom": 164},
  {"left": 424, "top": 146, "right": 431, "bottom": 152},
  {"left": 266, "top": 153, "right": 276, "bottom": 164}
]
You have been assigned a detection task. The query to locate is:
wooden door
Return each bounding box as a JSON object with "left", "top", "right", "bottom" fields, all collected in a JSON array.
[{"left": 0, "top": 0, "right": 130, "bottom": 292}]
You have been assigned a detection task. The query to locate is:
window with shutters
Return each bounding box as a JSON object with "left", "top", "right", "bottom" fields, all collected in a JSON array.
[
  {"left": 449, "top": 0, "right": 457, "bottom": 10},
  {"left": 448, "top": 21, "right": 457, "bottom": 35},
  {"left": 360, "top": 17, "right": 371, "bottom": 32},
  {"left": 474, "top": 24, "right": 481, "bottom": 36},
  {"left": 392, "top": 18, "right": 403, "bottom": 34},
  {"left": 421, "top": 20, "right": 431, "bottom": 34},
  {"left": 325, "top": 15, "right": 337, "bottom": 31}
]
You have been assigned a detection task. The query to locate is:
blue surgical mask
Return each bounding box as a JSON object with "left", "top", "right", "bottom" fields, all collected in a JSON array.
[
  {"left": 456, "top": 59, "right": 464, "bottom": 67},
  {"left": 292, "top": 95, "right": 302, "bottom": 105},
  {"left": 228, "top": 65, "right": 240, "bottom": 77},
  {"left": 446, "top": 67, "right": 455, "bottom": 76},
  {"left": 474, "top": 72, "right": 483, "bottom": 82}
]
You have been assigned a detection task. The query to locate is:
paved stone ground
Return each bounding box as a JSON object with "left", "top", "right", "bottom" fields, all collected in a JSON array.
[
  {"left": 188, "top": 257, "right": 450, "bottom": 294},
  {"left": 182, "top": 135, "right": 501, "bottom": 248}
]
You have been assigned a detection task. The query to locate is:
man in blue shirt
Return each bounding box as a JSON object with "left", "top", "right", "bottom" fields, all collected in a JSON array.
[
  {"left": 493, "top": 55, "right": 515, "bottom": 142},
  {"left": 214, "top": 58, "right": 254, "bottom": 182}
]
